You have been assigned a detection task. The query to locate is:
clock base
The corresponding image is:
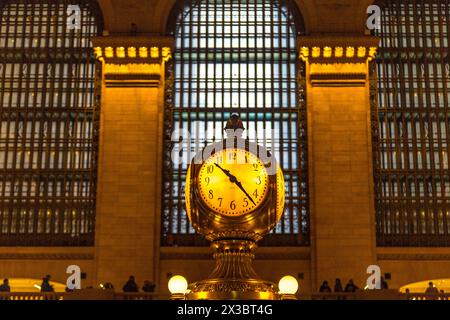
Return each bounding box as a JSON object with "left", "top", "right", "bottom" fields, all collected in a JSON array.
[{"left": 185, "top": 239, "right": 278, "bottom": 300}]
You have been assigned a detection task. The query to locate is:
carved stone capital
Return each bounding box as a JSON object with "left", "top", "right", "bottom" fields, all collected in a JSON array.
[
  {"left": 298, "top": 35, "right": 380, "bottom": 86},
  {"left": 92, "top": 36, "right": 174, "bottom": 87}
]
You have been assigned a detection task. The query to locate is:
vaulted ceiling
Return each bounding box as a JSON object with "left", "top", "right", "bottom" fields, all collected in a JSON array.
[{"left": 97, "top": 0, "right": 376, "bottom": 35}]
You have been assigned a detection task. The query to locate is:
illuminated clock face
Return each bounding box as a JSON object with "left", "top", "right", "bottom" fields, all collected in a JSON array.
[{"left": 198, "top": 148, "right": 269, "bottom": 216}]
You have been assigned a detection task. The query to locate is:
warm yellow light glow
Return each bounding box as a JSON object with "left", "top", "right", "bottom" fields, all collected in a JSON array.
[
  {"left": 309, "top": 63, "right": 366, "bottom": 75},
  {"left": 5, "top": 278, "right": 66, "bottom": 293},
  {"left": 300, "top": 46, "right": 309, "bottom": 58},
  {"left": 162, "top": 47, "right": 172, "bottom": 61},
  {"left": 278, "top": 275, "right": 299, "bottom": 294},
  {"left": 128, "top": 47, "right": 137, "bottom": 58},
  {"left": 139, "top": 47, "right": 148, "bottom": 58},
  {"left": 105, "top": 47, "right": 114, "bottom": 58},
  {"left": 312, "top": 47, "right": 320, "bottom": 58},
  {"left": 368, "top": 47, "right": 378, "bottom": 61},
  {"left": 346, "top": 46, "right": 355, "bottom": 58},
  {"left": 323, "top": 46, "right": 332, "bottom": 58},
  {"left": 94, "top": 47, "right": 103, "bottom": 58},
  {"left": 150, "top": 47, "right": 159, "bottom": 58},
  {"left": 400, "top": 279, "right": 450, "bottom": 293},
  {"left": 168, "top": 275, "right": 188, "bottom": 294},
  {"left": 357, "top": 47, "right": 366, "bottom": 58},
  {"left": 335, "top": 47, "right": 344, "bottom": 58},
  {"left": 104, "top": 63, "right": 161, "bottom": 75},
  {"left": 116, "top": 47, "right": 126, "bottom": 58}
]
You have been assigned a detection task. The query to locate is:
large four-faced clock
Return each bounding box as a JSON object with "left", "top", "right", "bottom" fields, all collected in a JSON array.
[
  {"left": 185, "top": 114, "right": 285, "bottom": 242},
  {"left": 197, "top": 148, "right": 269, "bottom": 217}
]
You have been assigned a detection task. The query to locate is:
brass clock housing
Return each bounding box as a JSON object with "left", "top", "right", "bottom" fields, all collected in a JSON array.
[
  {"left": 184, "top": 115, "right": 286, "bottom": 300},
  {"left": 185, "top": 137, "right": 285, "bottom": 242}
]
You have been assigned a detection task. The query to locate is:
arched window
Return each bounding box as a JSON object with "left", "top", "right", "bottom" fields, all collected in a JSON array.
[
  {"left": 162, "top": 0, "right": 308, "bottom": 246},
  {"left": 0, "top": 0, "right": 103, "bottom": 246},
  {"left": 373, "top": 0, "right": 450, "bottom": 246}
]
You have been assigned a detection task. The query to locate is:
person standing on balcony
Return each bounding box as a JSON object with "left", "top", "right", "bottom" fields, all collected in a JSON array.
[
  {"left": 122, "top": 275, "right": 139, "bottom": 292},
  {"left": 344, "top": 279, "right": 359, "bottom": 292},
  {"left": 142, "top": 280, "right": 155, "bottom": 293},
  {"left": 40, "top": 275, "right": 54, "bottom": 292},
  {"left": 319, "top": 281, "right": 332, "bottom": 292},
  {"left": 334, "top": 278, "right": 343, "bottom": 292},
  {"left": 425, "top": 281, "right": 439, "bottom": 294},
  {"left": 0, "top": 279, "right": 10, "bottom": 292}
]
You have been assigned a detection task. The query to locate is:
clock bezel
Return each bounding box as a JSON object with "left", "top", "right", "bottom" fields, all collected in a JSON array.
[{"left": 188, "top": 138, "right": 277, "bottom": 225}]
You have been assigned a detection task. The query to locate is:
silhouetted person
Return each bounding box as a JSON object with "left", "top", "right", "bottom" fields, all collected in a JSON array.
[
  {"left": 142, "top": 280, "right": 155, "bottom": 293},
  {"left": 344, "top": 279, "right": 359, "bottom": 292},
  {"left": 40, "top": 275, "right": 54, "bottom": 292},
  {"left": 319, "top": 281, "right": 332, "bottom": 292},
  {"left": 425, "top": 282, "right": 439, "bottom": 295},
  {"left": 380, "top": 276, "right": 389, "bottom": 289},
  {"left": 0, "top": 279, "right": 10, "bottom": 292},
  {"left": 334, "top": 278, "right": 343, "bottom": 292},
  {"left": 123, "top": 276, "right": 139, "bottom": 292}
]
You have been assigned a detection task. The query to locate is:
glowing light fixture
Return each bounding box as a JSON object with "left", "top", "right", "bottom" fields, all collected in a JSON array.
[
  {"left": 94, "top": 47, "right": 103, "bottom": 59},
  {"left": 278, "top": 275, "right": 298, "bottom": 300},
  {"left": 300, "top": 46, "right": 309, "bottom": 58},
  {"left": 357, "top": 46, "right": 366, "bottom": 58},
  {"left": 323, "top": 46, "right": 332, "bottom": 58},
  {"left": 139, "top": 47, "right": 148, "bottom": 58},
  {"left": 150, "top": 47, "right": 159, "bottom": 58},
  {"left": 312, "top": 47, "right": 320, "bottom": 58},
  {"left": 127, "top": 47, "right": 137, "bottom": 58},
  {"left": 346, "top": 46, "right": 355, "bottom": 58},
  {"left": 105, "top": 47, "right": 114, "bottom": 58},
  {"left": 116, "top": 47, "right": 125, "bottom": 58},
  {"left": 335, "top": 47, "right": 344, "bottom": 58},
  {"left": 168, "top": 275, "right": 188, "bottom": 300}
]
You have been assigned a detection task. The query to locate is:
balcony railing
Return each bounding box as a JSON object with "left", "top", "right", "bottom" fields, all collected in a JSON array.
[{"left": 0, "top": 291, "right": 449, "bottom": 300}]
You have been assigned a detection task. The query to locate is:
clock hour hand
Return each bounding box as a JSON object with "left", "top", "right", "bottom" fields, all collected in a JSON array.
[{"left": 214, "top": 163, "right": 256, "bottom": 206}]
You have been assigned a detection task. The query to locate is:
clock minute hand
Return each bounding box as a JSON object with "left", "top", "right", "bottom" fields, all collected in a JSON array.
[
  {"left": 214, "top": 163, "right": 256, "bottom": 206},
  {"left": 234, "top": 180, "right": 257, "bottom": 206}
]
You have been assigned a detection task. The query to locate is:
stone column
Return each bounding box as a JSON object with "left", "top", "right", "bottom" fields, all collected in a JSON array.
[
  {"left": 298, "top": 36, "right": 380, "bottom": 289},
  {"left": 91, "top": 36, "right": 173, "bottom": 290}
]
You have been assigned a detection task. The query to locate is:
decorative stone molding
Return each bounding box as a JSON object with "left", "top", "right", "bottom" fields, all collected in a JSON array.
[
  {"left": 378, "top": 253, "right": 450, "bottom": 261},
  {"left": 298, "top": 36, "right": 379, "bottom": 86},
  {"left": 160, "top": 247, "right": 310, "bottom": 260},
  {"left": 0, "top": 253, "right": 94, "bottom": 260},
  {"left": 92, "top": 36, "right": 174, "bottom": 88}
]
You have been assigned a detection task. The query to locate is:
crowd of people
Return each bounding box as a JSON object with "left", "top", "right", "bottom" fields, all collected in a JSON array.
[
  {"left": 318, "top": 278, "right": 372, "bottom": 293},
  {"left": 317, "top": 278, "right": 447, "bottom": 295},
  {"left": 0, "top": 275, "right": 446, "bottom": 296},
  {"left": 0, "top": 275, "right": 156, "bottom": 293}
]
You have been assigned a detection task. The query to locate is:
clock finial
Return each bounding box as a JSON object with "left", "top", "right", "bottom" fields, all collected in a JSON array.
[{"left": 224, "top": 113, "right": 245, "bottom": 137}]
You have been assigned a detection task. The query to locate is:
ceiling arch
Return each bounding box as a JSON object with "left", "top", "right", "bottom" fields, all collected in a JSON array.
[{"left": 95, "top": 0, "right": 376, "bottom": 35}]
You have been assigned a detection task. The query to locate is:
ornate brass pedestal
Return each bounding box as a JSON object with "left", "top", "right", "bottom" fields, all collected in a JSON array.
[
  {"left": 184, "top": 115, "right": 285, "bottom": 300},
  {"left": 187, "top": 240, "right": 277, "bottom": 300}
]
